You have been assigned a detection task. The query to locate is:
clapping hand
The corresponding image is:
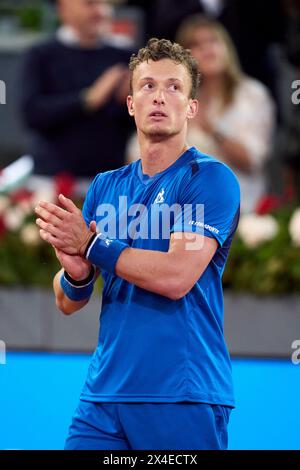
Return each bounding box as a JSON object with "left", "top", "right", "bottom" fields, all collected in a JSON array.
[{"left": 35, "top": 195, "right": 97, "bottom": 280}]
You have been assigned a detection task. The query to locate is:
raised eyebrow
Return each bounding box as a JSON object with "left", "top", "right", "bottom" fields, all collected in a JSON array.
[
  {"left": 167, "top": 78, "right": 183, "bottom": 85},
  {"left": 139, "top": 77, "right": 183, "bottom": 83},
  {"left": 139, "top": 77, "right": 155, "bottom": 82}
]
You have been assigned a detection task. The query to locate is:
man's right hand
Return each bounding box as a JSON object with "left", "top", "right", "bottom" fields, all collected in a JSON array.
[
  {"left": 53, "top": 222, "right": 98, "bottom": 315},
  {"left": 83, "top": 64, "right": 128, "bottom": 111}
]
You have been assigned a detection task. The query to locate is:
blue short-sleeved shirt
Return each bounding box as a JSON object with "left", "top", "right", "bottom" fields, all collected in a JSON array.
[{"left": 80, "top": 146, "right": 240, "bottom": 407}]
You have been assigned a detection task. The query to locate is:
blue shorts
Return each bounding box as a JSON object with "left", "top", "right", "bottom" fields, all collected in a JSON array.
[{"left": 64, "top": 400, "right": 232, "bottom": 450}]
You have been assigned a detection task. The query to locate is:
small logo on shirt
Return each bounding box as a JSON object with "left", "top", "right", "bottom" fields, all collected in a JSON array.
[
  {"left": 154, "top": 188, "right": 165, "bottom": 204},
  {"left": 188, "top": 220, "right": 219, "bottom": 235}
]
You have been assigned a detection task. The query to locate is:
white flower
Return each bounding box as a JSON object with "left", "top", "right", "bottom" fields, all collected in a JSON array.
[
  {"left": 238, "top": 213, "right": 279, "bottom": 248},
  {"left": 0, "top": 195, "right": 10, "bottom": 214},
  {"left": 3, "top": 206, "right": 25, "bottom": 231},
  {"left": 31, "top": 186, "right": 56, "bottom": 208},
  {"left": 289, "top": 208, "right": 300, "bottom": 247},
  {"left": 20, "top": 223, "right": 41, "bottom": 246}
]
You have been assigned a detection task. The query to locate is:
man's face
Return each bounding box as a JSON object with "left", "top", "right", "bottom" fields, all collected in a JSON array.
[
  {"left": 127, "top": 59, "right": 198, "bottom": 139},
  {"left": 58, "top": 0, "right": 111, "bottom": 38}
]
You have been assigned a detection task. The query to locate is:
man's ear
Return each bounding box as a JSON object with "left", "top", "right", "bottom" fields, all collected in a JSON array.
[
  {"left": 127, "top": 95, "right": 135, "bottom": 116},
  {"left": 187, "top": 99, "right": 199, "bottom": 120}
]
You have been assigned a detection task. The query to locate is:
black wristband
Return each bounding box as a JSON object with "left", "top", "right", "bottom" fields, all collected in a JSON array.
[
  {"left": 64, "top": 265, "right": 95, "bottom": 287},
  {"left": 84, "top": 233, "right": 97, "bottom": 258}
]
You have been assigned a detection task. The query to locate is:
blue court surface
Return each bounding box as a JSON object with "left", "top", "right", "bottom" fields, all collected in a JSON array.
[{"left": 0, "top": 352, "right": 299, "bottom": 450}]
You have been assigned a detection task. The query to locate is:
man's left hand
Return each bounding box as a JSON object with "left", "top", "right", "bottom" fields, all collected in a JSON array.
[{"left": 35, "top": 194, "right": 94, "bottom": 256}]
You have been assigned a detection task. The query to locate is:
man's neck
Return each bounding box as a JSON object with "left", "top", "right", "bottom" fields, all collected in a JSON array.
[
  {"left": 138, "top": 133, "right": 189, "bottom": 177},
  {"left": 57, "top": 25, "right": 101, "bottom": 48},
  {"left": 78, "top": 33, "right": 101, "bottom": 48}
]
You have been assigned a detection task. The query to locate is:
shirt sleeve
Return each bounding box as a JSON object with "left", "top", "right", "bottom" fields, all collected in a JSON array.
[{"left": 171, "top": 161, "right": 240, "bottom": 247}]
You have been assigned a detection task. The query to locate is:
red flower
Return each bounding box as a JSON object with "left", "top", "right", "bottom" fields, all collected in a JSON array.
[
  {"left": 255, "top": 194, "right": 282, "bottom": 215},
  {"left": 0, "top": 216, "right": 6, "bottom": 238},
  {"left": 10, "top": 188, "right": 33, "bottom": 204},
  {"left": 54, "top": 172, "right": 75, "bottom": 199}
]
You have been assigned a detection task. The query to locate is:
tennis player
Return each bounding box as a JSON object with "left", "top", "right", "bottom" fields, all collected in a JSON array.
[{"left": 35, "top": 38, "right": 240, "bottom": 450}]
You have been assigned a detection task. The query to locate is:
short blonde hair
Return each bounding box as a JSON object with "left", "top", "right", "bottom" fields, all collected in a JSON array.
[{"left": 129, "top": 38, "right": 201, "bottom": 99}]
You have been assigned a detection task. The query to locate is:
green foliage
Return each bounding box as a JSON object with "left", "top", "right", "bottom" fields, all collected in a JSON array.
[
  {"left": 0, "top": 234, "right": 105, "bottom": 291},
  {"left": 223, "top": 206, "right": 300, "bottom": 294},
  {"left": 17, "top": 4, "right": 43, "bottom": 31},
  {"left": 0, "top": 1, "right": 43, "bottom": 31},
  {"left": 1, "top": 197, "right": 299, "bottom": 294},
  {"left": 0, "top": 232, "right": 60, "bottom": 287}
]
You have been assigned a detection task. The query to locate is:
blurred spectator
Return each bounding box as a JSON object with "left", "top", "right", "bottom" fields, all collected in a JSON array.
[
  {"left": 19, "top": 0, "right": 134, "bottom": 188},
  {"left": 176, "top": 15, "right": 275, "bottom": 213}
]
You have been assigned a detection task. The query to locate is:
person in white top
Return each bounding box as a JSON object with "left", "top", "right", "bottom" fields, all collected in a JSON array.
[
  {"left": 176, "top": 15, "right": 275, "bottom": 213},
  {"left": 127, "top": 15, "right": 275, "bottom": 213}
]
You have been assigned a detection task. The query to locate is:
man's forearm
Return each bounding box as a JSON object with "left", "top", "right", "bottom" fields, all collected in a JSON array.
[
  {"left": 53, "top": 269, "right": 90, "bottom": 315},
  {"left": 115, "top": 248, "right": 186, "bottom": 300},
  {"left": 85, "top": 233, "right": 216, "bottom": 300}
]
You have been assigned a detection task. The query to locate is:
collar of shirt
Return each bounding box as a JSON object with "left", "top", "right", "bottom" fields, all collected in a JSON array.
[{"left": 56, "top": 25, "right": 104, "bottom": 48}]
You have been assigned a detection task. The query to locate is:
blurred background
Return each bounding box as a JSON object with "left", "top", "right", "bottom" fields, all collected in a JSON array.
[{"left": 0, "top": 0, "right": 300, "bottom": 450}]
